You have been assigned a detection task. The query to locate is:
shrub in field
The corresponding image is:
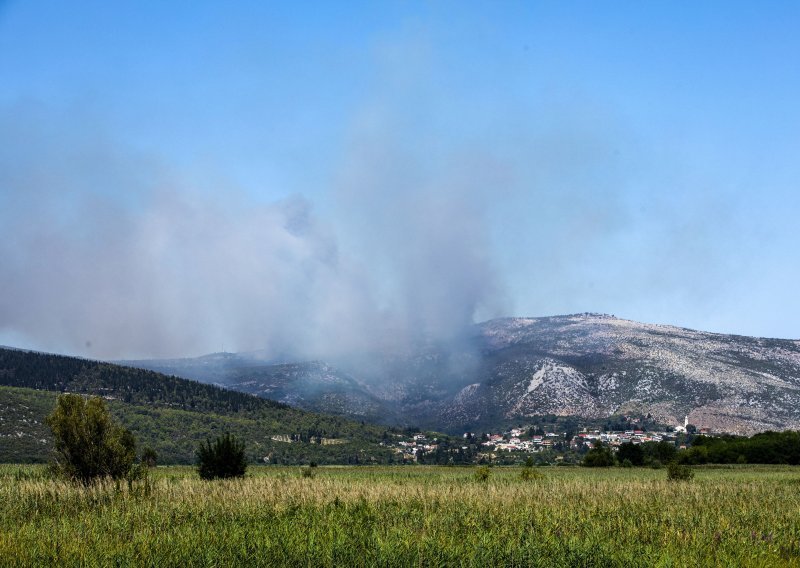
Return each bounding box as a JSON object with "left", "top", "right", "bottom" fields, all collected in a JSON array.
[
  {"left": 46, "top": 394, "right": 137, "bottom": 484},
  {"left": 300, "top": 466, "right": 316, "bottom": 479},
  {"left": 520, "top": 466, "right": 543, "bottom": 481},
  {"left": 141, "top": 447, "right": 158, "bottom": 468},
  {"left": 474, "top": 465, "right": 491, "bottom": 482},
  {"left": 197, "top": 433, "right": 247, "bottom": 480},
  {"left": 667, "top": 462, "right": 694, "bottom": 481}
]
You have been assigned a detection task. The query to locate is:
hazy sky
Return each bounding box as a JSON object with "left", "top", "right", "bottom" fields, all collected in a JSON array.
[{"left": 1, "top": 1, "right": 799, "bottom": 358}]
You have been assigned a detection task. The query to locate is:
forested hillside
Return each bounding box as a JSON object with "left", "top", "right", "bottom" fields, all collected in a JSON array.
[
  {"left": 0, "top": 347, "right": 282, "bottom": 414},
  {"left": 0, "top": 348, "right": 398, "bottom": 464}
]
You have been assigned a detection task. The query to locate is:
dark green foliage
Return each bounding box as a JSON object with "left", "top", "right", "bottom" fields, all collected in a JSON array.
[
  {"left": 666, "top": 462, "right": 694, "bottom": 481},
  {"left": 677, "top": 445, "right": 709, "bottom": 465},
  {"left": 1, "top": 385, "right": 398, "bottom": 465},
  {"left": 0, "top": 342, "right": 403, "bottom": 465},
  {"left": 678, "top": 432, "right": 800, "bottom": 465},
  {"left": 642, "top": 440, "right": 678, "bottom": 464},
  {"left": 45, "top": 394, "right": 136, "bottom": 484},
  {"left": 582, "top": 442, "right": 615, "bottom": 467},
  {"left": 617, "top": 443, "right": 644, "bottom": 466},
  {"left": 197, "top": 433, "right": 247, "bottom": 479},
  {"left": 0, "top": 347, "right": 285, "bottom": 415},
  {"left": 141, "top": 446, "right": 158, "bottom": 468}
]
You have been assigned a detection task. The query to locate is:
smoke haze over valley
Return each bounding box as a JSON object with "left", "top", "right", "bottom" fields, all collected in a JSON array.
[{"left": 1, "top": 3, "right": 799, "bottom": 361}]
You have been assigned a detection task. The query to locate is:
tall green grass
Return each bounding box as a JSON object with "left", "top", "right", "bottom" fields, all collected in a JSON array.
[{"left": 1, "top": 464, "right": 798, "bottom": 566}]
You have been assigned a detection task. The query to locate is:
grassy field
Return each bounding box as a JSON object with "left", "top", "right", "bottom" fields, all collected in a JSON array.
[{"left": 1, "top": 464, "right": 799, "bottom": 567}]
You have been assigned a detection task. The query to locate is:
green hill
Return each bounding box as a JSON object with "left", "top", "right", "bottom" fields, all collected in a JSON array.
[{"left": 0, "top": 348, "right": 397, "bottom": 465}]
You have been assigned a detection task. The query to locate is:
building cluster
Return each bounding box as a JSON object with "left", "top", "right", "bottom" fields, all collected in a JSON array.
[
  {"left": 570, "top": 430, "right": 675, "bottom": 449},
  {"left": 392, "top": 433, "right": 439, "bottom": 459},
  {"left": 479, "top": 428, "right": 562, "bottom": 452},
  {"left": 385, "top": 421, "right": 715, "bottom": 462}
]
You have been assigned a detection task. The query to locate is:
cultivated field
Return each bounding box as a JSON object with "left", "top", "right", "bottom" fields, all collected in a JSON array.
[{"left": 1, "top": 464, "right": 799, "bottom": 566}]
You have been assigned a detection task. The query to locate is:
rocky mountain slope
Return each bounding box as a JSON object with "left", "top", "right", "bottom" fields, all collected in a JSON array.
[{"left": 124, "top": 314, "right": 800, "bottom": 435}]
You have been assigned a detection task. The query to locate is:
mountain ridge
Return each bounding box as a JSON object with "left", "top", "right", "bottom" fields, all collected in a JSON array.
[{"left": 122, "top": 313, "right": 800, "bottom": 435}]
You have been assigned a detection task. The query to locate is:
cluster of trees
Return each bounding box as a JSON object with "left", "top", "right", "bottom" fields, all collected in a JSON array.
[
  {"left": 583, "top": 431, "right": 800, "bottom": 468},
  {"left": 47, "top": 393, "right": 248, "bottom": 482},
  {"left": 677, "top": 432, "right": 800, "bottom": 465},
  {"left": 583, "top": 440, "right": 679, "bottom": 468}
]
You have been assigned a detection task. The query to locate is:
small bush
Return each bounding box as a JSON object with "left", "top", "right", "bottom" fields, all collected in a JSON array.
[
  {"left": 300, "top": 466, "right": 316, "bottom": 479},
  {"left": 474, "top": 466, "right": 491, "bottom": 482},
  {"left": 197, "top": 433, "right": 247, "bottom": 480},
  {"left": 520, "top": 467, "right": 543, "bottom": 481},
  {"left": 141, "top": 447, "right": 158, "bottom": 468},
  {"left": 621, "top": 458, "right": 633, "bottom": 468},
  {"left": 667, "top": 462, "right": 694, "bottom": 481}
]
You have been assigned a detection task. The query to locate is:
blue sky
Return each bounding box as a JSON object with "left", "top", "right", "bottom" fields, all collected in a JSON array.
[{"left": 1, "top": 1, "right": 799, "bottom": 357}]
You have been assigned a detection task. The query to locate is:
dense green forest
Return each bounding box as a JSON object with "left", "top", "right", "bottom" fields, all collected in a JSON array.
[
  {"left": 0, "top": 348, "right": 402, "bottom": 465},
  {"left": 0, "top": 347, "right": 283, "bottom": 414},
  {"left": 679, "top": 431, "right": 800, "bottom": 465}
]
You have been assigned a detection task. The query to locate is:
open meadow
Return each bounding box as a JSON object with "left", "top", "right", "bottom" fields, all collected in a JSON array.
[{"left": 1, "top": 464, "right": 799, "bottom": 567}]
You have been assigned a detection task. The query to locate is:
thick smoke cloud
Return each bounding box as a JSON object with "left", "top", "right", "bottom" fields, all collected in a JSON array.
[
  {"left": 333, "top": 107, "right": 509, "bottom": 346},
  {"left": 0, "top": 104, "right": 506, "bottom": 359},
  {"left": 0, "top": 90, "right": 758, "bottom": 360}
]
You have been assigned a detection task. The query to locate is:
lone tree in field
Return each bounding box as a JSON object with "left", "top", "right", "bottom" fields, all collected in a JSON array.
[
  {"left": 197, "top": 433, "right": 247, "bottom": 479},
  {"left": 46, "top": 394, "right": 137, "bottom": 484}
]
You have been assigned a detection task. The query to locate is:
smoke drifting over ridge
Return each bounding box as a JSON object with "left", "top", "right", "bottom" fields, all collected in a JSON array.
[
  {"left": 0, "top": 105, "right": 506, "bottom": 359},
  {"left": 0, "top": 90, "right": 764, "bottom": 359}
]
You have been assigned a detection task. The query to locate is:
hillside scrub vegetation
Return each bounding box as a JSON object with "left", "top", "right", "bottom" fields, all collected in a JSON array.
[{"left": 0, "top": 383, "right": 398, "bottom": 466}]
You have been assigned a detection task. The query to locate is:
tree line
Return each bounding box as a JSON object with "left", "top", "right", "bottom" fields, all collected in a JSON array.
[
  {"left": 677, "top": 431, "right": 800, "bottom": 465},
  {"left": 0, "top": 347, "right": 286, "bottom": 415}
]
